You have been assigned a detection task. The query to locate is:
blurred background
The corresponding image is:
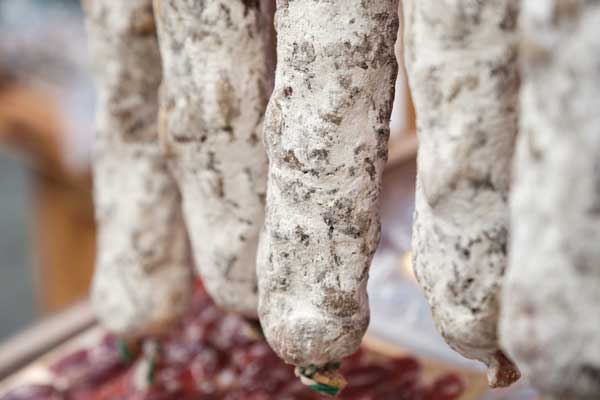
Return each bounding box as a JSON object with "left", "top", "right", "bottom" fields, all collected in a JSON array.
[{"left": 0, "top": 0, "right": 95, "bottom": 339}]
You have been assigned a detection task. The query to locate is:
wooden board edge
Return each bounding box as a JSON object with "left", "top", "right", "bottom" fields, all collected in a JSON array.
[{"left": 0, "top": 301, "right": 96, "bottom": 382}]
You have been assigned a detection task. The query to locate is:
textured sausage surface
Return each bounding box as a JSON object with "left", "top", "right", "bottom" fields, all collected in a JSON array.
[
  {"left": 83, "top": 0, "right": 193, "bottom": 338},
  {"left": 404, "top": 0, "right": 520, "bottom": 387},
  {"left": 153, "top": 0, "right": 269, "bottom": 318},
  {"left": 258, "top": 0, "right": 398, "bottom": 368},
  {"left": 501, "top": 1, "right": 600, "bottom": 398}
]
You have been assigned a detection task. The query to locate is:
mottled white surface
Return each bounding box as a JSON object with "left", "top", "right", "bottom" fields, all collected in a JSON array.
[
  {"left": 258, "top": 0, "right": 398, "bottom": 367},
  {"left": 84, "top": 0, "right": 193, "bottom": 338},
  {"left": 501, "top": 1, "right": 600, "bottom": 398},
  {"left": 154, "top": 0, "right": 269, "bottom": 318},
  {"left": 404, "top": 0, "right": 520, "bottom": 387}
]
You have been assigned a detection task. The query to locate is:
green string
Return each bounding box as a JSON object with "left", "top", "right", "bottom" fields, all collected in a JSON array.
[
  {"left": 118, "top": 339, "right": 134, "bottom": 364},
  {"left": 309, "top": 383, "right": 342, "bottom": 396},
  {"left": 297, "top": 363, "right": 345, "bottom": 397},
  {"left": 146, "top": 358, "right": 156, "bottom": 385}
]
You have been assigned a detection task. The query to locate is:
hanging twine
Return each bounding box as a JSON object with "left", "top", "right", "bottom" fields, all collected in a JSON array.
[{"left": 294, "top": 362, "right": 347, "bottom": 397}]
